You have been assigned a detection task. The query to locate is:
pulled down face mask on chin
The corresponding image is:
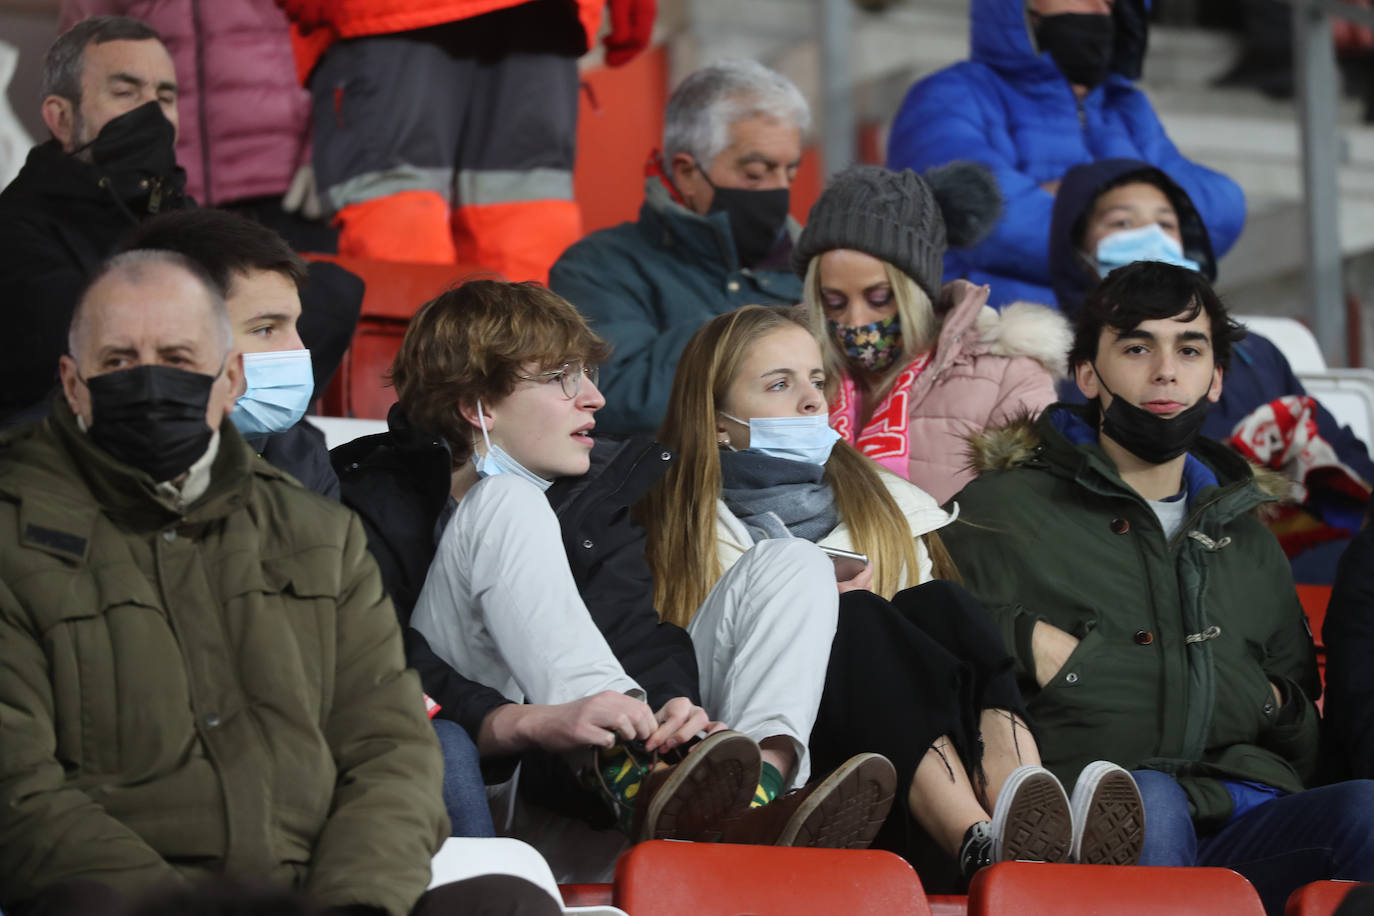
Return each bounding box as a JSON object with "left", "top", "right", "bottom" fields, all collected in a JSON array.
[{"left": 1092, "top": 366, "right": 1211, "bottom": 464}]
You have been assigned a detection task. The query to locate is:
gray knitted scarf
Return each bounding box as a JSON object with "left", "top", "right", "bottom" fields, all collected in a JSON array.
[{"left": 718, "top": 450, "right": 840, "bottom": 543}]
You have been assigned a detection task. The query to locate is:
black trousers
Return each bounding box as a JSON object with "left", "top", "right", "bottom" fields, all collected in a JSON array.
[{"left": 808, "top": 580, "right": 1028, "bottom": 892}]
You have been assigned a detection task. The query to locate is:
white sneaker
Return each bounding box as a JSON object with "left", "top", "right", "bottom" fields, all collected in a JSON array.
[
  {"left": 1070, "top": 760, "right": 1146, "bottom": 865},
  {"left": 991, "top": 764, "right": 1073, "bottom": 864}
]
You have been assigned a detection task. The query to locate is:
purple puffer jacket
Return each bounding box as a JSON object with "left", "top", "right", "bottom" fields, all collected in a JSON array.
[{"left": 61, "top": 0, "right": 311, "bottom": 205}]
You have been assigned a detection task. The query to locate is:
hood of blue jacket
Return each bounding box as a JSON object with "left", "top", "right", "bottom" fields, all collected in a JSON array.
[
  {"left": 1049, "top": 156, "right": 1217, "bottom": 318},
  {"left": 970, "top": 0, "right": 1151, "bottom": 84}
]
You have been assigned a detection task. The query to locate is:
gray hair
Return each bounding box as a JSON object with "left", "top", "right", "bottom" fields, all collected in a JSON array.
[
  {"left": 662, "top": 59, "right": 811, "bottom": 166},
  {"left": 69, "top": 250, "right": 233, "bottom": 362},
  {"left": 41, "top": 15, "right": 161, "bottom": 104}
]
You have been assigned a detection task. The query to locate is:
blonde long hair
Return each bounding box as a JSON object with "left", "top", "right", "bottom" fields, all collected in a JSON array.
[
  {"left": 642, "top": 305, "right": 958, "bottom": 629},
  {"left": 801, "top": 256, "right": 940, "bottom": 405}
]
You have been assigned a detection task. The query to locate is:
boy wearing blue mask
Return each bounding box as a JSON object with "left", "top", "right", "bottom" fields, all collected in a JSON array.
[{"left": 119, "top": 209, "right": 338, "bottom": 499}]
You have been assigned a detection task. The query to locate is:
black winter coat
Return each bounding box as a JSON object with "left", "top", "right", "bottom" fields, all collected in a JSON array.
[
  {"left": 1322, "top": 522, "right": 1374, "bottom": 778},
  {"left": 331, "top": 405, "right": 700, "bottom": 744},
  {"left": 0, "top": 141, "right": 190, "bottom": 423}
]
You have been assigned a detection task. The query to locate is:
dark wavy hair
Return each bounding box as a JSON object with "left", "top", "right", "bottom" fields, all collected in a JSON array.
[{"left": 1068, "top": 260, "right": 1245, "bottom": 372}]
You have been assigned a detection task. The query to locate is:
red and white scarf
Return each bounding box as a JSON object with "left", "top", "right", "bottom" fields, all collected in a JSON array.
[{"left": 829, "top": 351, "right": 933, "bottom": 479}]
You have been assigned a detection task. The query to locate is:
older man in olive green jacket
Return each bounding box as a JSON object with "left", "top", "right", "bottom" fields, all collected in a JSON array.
[{"left": 0, "top": 250, "right": 448, "bottom": 916}]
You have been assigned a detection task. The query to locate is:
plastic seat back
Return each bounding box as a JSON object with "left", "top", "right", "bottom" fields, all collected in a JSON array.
[
  {"left": 614, "top": 840, "right": 932, "bottom": 915},
  {"left": 968, "top": 861, "right": 1265, "bottom": 915},
  {"left": 306, "top": 255, "right": 484, "bottom": 418},
  {"left": 1285, "top": 880, "right": 1365, "bottom": 916},
  {"left": 1235, "top": 316, "right": 1328, "bottom": 373}
]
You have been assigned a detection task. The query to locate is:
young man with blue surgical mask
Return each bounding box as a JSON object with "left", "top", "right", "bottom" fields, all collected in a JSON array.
[{"left": 119, "top": 208, "right": 337, "bottom": 498}]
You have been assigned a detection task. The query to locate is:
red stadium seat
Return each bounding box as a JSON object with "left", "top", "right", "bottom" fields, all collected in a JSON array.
[
  {"left": 613, "top": 840, "right": 932, "bottom": 915},
  {"left": 1285, "top": 880, "right": 1365, "bottom": 916},
  {"left": 929, "top": 895, "right": 969, "bottom": 916},
  {"left": 560, "top": 884, "right": 613, "bottom": 907},
  {"left": 968, "top": 861, "right": 1265, "bottom": 915},
  {"left": 306, "top": 254, "right": 487, "bottom": 418},
  {"left": 1297, "top": 584, "right": 1333, "bottom": 710}
]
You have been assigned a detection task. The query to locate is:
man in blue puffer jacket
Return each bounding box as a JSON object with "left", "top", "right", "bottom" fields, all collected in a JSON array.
[{"left": 888, "top": 0, "right": 1245, "bottom": 309}]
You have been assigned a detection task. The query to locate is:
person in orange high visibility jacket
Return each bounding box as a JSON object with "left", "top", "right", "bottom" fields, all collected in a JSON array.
[{"left": 279, "top": 0, "right": 655, "bottom": 282}]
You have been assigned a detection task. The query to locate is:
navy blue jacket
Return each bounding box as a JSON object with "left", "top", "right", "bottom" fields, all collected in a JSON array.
[
  {"left": 887, "top": 0, "right": 1245, "bottom": 308},
  {"left": 1050, "top": 158, "right": 1374, "bottom": 491}
]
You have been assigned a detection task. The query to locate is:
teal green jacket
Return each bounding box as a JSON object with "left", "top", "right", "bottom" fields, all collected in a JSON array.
[
  {"left": 942, "top": 405, "right": 1320, "bottom": 829},
  {"left": 550, "top": 178, "right": 803, "bottom": 435}
]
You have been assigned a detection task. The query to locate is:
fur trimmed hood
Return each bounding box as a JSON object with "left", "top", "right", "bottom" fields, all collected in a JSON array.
[
  {"left": 968, "top": 300, "right": 1073, "bottom": 380},
  {"left": 965, "top": 408, "right": 1294, "bottom": 504}
]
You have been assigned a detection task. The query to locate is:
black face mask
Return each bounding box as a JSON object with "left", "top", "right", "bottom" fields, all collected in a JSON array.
[
  {"left": 75, "top": 100, "right": 184, "bottom": 211},
  {"left": 1093, "top": 366, "right": 1211, "bottom": 465},
  {"left": 1035, "top": 12, "right": 1115, "bottom": 89},
  {"left": 84, "top": 364, "right": 217, "bottom": 482},
  {"left": 695, "top": 162, "right": 791, "bottom": 268}
]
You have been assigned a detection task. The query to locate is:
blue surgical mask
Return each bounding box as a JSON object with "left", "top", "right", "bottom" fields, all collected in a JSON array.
[
  {"left": 471, "top": 399, "right": 553, "bottom": 492},
  {"left": 1094, "top": 223, "right": 1201, "bottom": 277},
  {"left": 229, "top": 348, "right": 314, "bottom": 437},
  {"left": 720, "top": 412, "right": 841, "bottom": 466}
]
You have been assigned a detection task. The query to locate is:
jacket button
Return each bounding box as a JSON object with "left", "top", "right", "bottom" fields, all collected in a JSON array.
[
  {"left": 1110, "top": 518, "right": 1130, "bottom": 534},
  {"left": 660, "top": 451, "right": 671, "bottom": 461},
  {"left": 1134, "top": 630, "right": 1154, "bottom": 646},
  {"left": 727, "top": 281, "right": 740, "bottom": 292},
  {"left": 202, "top": 712, "right": 222, "bottom": 729},
  {"left": 1065, "top": 672, "right": 1079, "bottom": 684},
  {"left": 582, "top": 539, "right": 594, "bottom": 549},
  {"left": 1263, "top": 702, "right": 1276, "bottom": 715},
  {"left": 162, "top": 529, "right": 177, "bottom": 543}
]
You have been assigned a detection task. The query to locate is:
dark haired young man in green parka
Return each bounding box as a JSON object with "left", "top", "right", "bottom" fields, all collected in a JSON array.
[{"left": 942, "top": 260, "right": 1374, "bottom": 916}]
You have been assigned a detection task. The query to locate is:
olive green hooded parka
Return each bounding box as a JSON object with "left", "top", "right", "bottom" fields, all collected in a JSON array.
[{"left": 943, "top": 405, "right": 1320, "bottom": 829}]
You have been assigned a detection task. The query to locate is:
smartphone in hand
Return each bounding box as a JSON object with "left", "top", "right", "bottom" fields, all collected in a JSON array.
[{"left": 819, "top": 545, "right": 868, "bottom": 582}]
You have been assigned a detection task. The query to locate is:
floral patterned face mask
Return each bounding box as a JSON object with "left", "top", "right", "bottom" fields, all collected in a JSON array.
[{"left": 828, "top": 313, "right": 903, "bottom": 372}]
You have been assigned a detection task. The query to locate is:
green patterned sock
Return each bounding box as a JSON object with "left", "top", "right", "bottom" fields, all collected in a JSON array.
[{"left": 752, "top": 761, "right": 785, "bottom": 808}]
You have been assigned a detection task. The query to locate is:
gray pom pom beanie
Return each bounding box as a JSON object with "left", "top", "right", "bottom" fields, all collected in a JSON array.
[{"left": 792, "top": 163, "right": 1003, "bottom": 302}]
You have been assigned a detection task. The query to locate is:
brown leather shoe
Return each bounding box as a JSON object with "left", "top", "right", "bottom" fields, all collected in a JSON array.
[
  {"left": 631, "top": 730, "right": 761, "bottom": 843},
  {"left": 719, "top": 753, "right": 897, "bottom": 848}
]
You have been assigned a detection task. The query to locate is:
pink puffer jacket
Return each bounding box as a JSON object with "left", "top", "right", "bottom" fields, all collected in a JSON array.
[
  {"left": 834, "top": 281, "right": 1073, "bottom": 504},
  {"left": 61, "top": 0, "right": 311, "bottom": 205}
]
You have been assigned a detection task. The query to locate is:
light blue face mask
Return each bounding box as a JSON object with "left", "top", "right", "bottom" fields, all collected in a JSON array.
[
  {"left": 1094, "top": 223, "right": 1201, "bottom": 277},
  {"left": 471, "top": 399, "right": 553, "bottom": 492},
  {"left": 229, "top": 348, "right": 314, "bottom": 438},
  {"left": 720, "top": 412, "right": 841, "bottom": 466}
]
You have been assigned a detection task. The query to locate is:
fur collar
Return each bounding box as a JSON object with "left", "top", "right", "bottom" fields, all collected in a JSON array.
[
  {"left": 966, "top": 409, "right": 1294, "bottom": 504},
  {"left": 967, "top": 301, "right": 1074, "bottom": 380}
]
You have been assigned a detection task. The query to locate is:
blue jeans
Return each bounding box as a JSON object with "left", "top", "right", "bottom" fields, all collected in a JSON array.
[
  {"left": 433, "top": 718, "right": 495, "bottom": 837},
  {"left": 1133, "top": 770, "right": 1374, "bottom": 915}
]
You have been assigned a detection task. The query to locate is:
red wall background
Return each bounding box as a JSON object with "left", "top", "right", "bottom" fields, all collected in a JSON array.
[{"left": 573, "top": 46, "right": 822, "bottom": 236}]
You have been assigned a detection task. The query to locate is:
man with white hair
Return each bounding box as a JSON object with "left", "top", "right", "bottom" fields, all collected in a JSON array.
[
  {"left": 0, "top": 250, "right": 461, "bottom": 916},
  {"left": 550, "top": 59, "right": 810, "bottom": 435}
]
